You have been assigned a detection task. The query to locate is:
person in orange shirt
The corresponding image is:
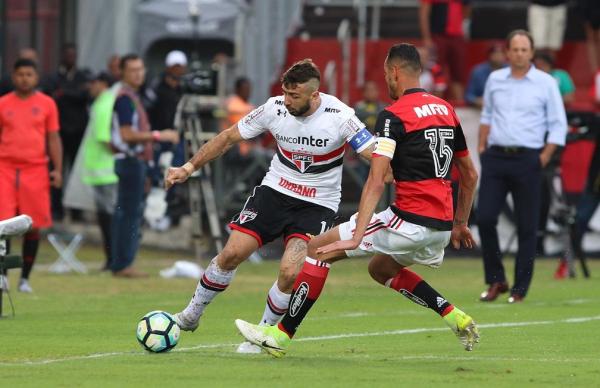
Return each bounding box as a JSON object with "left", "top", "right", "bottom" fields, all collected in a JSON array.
[
  {"left": 0, "top": 58, "right": 62, "bottom": 293},
  {"left": 224, "top": 78, "right": 255, "bottom": 156}
]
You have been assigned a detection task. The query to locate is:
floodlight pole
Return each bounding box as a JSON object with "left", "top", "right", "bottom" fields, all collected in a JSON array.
[{"left": 337, "top": 19, "right": 351, "bottom": 104}]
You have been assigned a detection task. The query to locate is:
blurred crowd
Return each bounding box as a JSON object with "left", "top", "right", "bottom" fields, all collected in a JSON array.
[
  {"left": 416, "top": 0, "right": 600, "bottom": 107},
  {"left": 2, "top": 0, "right": 600, "bottom": 283},
  {"left": 0, "top": 44, "right": 268, "bottom": 278}
]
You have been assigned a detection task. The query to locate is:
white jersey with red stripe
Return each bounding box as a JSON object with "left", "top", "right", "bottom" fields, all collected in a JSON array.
[{"left": 237, "top": 92, "right": 374, "bottom": 211}]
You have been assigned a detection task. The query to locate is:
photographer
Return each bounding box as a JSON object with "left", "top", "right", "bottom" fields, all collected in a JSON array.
[{"left": 148, "top": 51, "right": 188, "bottom": 229}]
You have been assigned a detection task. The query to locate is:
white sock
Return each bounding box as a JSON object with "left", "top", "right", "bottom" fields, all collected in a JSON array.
[
  {"left": 259, "top": 281, "right": 291, "bottom": 326},
  {"left": 182, "top": 257, "right": 236, "bottom": 321}
]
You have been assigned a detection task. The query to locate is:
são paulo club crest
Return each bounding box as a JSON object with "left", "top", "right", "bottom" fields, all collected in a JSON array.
[
  {"left": 291, "top": 153, "right": 314, "bottom": 173},
  {"left": 239, "top": 209, "right": 257, "bottom": 224}
]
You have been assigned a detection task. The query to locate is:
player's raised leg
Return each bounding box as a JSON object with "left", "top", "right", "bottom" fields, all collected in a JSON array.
[
  {"left": 235, "top": 227, "right": 346, "bottom": 357},
  {"left": 368, "top": 254, "right": 480, "bottom": 351},
  {"left": 175, "top": 230, "right": 258, "bottom": 331}
]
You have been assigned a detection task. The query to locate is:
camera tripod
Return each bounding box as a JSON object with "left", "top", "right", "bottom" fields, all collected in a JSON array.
[{"left": 177, "top": 94, "right": 224, "bottom": 261}]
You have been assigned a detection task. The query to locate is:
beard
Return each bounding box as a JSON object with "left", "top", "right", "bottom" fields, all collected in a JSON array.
[{"left": 286, "top": 100, "right": 311, "bottom": 116}]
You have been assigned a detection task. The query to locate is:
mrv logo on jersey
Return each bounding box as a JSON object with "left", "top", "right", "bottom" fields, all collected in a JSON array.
[{"left": 413, "top": 103, "right": 449, "bottom": 118}]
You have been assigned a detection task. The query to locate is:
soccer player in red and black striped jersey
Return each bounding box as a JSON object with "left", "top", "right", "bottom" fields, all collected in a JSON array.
[{"left": 236, "top": 43, "right": 481, "bottom": 357}]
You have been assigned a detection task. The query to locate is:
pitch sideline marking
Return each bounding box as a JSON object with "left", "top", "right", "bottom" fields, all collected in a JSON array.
[{"left": 1, "top": 315, "right": 599, "bottom": 366}]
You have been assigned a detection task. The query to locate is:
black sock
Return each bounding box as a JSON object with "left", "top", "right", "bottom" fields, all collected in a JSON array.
[
  {"left": 388, "top": 268, "right": 453, "bottom": 316},
  {"left": 21, "top": 231, "right": 40, "bottom": 280},
  {"left": 97, "top": 211, "right": 113, "bottom": 268}
]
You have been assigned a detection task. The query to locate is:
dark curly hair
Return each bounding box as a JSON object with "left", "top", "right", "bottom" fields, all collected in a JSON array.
[{"left": 281, "top": 59, "right": 321, "bottom": 88}]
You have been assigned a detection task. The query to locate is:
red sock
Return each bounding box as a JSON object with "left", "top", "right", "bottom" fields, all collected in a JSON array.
[
  {"left": 279, "top": 257, "right": 330, "bottom": 337},
  {"left": 389, "top": 267, "right": 423, "bottom": 292}
]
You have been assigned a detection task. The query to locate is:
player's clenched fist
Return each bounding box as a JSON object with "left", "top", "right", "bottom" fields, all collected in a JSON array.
[{"left": 165, "top": 162, "right": 194, "bottom": 189}]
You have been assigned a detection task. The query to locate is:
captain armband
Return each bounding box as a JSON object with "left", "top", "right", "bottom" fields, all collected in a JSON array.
[
  {"left": 372, "top": 137, "right": 396, "bottom": 159},
  {"left": 349, "top": 127, "right": 374, "bottom": 152}
]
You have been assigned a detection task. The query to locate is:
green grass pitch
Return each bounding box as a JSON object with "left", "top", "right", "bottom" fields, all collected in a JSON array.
[{"left": 1, "top": 242, "right": 599, "bottom": 387}]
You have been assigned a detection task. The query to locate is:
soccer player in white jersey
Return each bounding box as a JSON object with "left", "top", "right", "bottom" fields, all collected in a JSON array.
[{"left": 165, "top": 59, "right": 376, "bottom": 352}]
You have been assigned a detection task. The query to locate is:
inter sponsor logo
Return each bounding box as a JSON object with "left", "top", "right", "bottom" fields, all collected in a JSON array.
[
  {"left": 400, "top": 289, "right": 429, "bottom": 307},
  {"left": 324, "top": 107, "right": 341, "bottom": 113},
  {"left": 278, "top": 177, "right": 317, "bottom": 198},
  {"left": 413, "top": 103, "right": 449, "bottom": 118},
  {"left": 275, "top": 134, "right": 330, "bottom": 147},
  {"left": 289, "top": 282, "right": 310, "bottom": 317}
]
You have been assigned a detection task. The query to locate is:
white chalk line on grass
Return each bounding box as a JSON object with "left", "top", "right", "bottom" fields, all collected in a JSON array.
[
  {"left": 310, "top": 297, "right": 598, "bottom": 317},
  {"left": 1, "top": 314, "right": 599, "bottom": 367},
  {"left": 296, "top": 315, "right": 600, "bottom": 341}
]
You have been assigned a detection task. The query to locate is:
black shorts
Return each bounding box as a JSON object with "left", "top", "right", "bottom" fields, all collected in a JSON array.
[{"left": 229, "top": 185, "right": 336, "bottom": 246}]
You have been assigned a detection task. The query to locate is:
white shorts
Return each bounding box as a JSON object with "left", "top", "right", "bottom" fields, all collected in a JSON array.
[
  {"left": 528, "top": 3, "right": 567, "bottom": 50},
  {"left": 338, "top": 207, "right": 451, "bottom": 268}
]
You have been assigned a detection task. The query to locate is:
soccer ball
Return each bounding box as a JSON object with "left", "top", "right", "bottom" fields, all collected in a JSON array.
[{"left": 136, "top": 311, "right": 180, "bottom": 353}]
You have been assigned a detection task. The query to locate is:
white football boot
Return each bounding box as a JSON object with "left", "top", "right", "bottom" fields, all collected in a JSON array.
[
  {"left": 173, "top": 312, "right": 200, "bottom": 332},
  {"left": 236, "top": 341, "right": 262, "bottom": 354}
]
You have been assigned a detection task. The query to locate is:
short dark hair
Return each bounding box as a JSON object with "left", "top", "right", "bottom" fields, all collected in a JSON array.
[
  {"left": 120, "top": 53, "right": 141, "bottom": 71},
  {"left": 92, "top": 71, "right": 112, "bottom": 85},
  {"left": 13, "top": 58, "right": 37, "bottom": 71},
  {"left": 235, "top": 77, "right": 250, "bottom": 91},
  {"left": 386, "top": 43, "right": 422, "bottom": 74},
  {"left": 506, "top": 29, "right": 534, "bottom": 50},
  {"left": 281, "top": 59, "right": 320, "bottom": 87}
]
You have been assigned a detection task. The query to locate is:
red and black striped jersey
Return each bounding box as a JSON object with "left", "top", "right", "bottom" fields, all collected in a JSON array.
[{"left": 373, "top": 88, "right": 469, "bottom": 231}]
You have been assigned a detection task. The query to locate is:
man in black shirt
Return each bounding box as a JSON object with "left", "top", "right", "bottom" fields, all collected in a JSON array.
[
  {"left": 149, "top": 51, "right": 188, "bottom": 227},
  {"left": 43, "top": 43, "right": 91, "bottom": 221}
]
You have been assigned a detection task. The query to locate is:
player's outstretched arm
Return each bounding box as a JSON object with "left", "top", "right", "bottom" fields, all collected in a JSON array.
[
  {"left": 358, "top": 143, "right": 394, "bottom": 183},
  {"left": 317, "top": 155, "right": 390, "bottom": 254},
  {"left": 165, "top": 124, "right": 244, "bottom": 189},
  {"left": 451, "top": 155, "right": 478, "bottom": 249}
]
